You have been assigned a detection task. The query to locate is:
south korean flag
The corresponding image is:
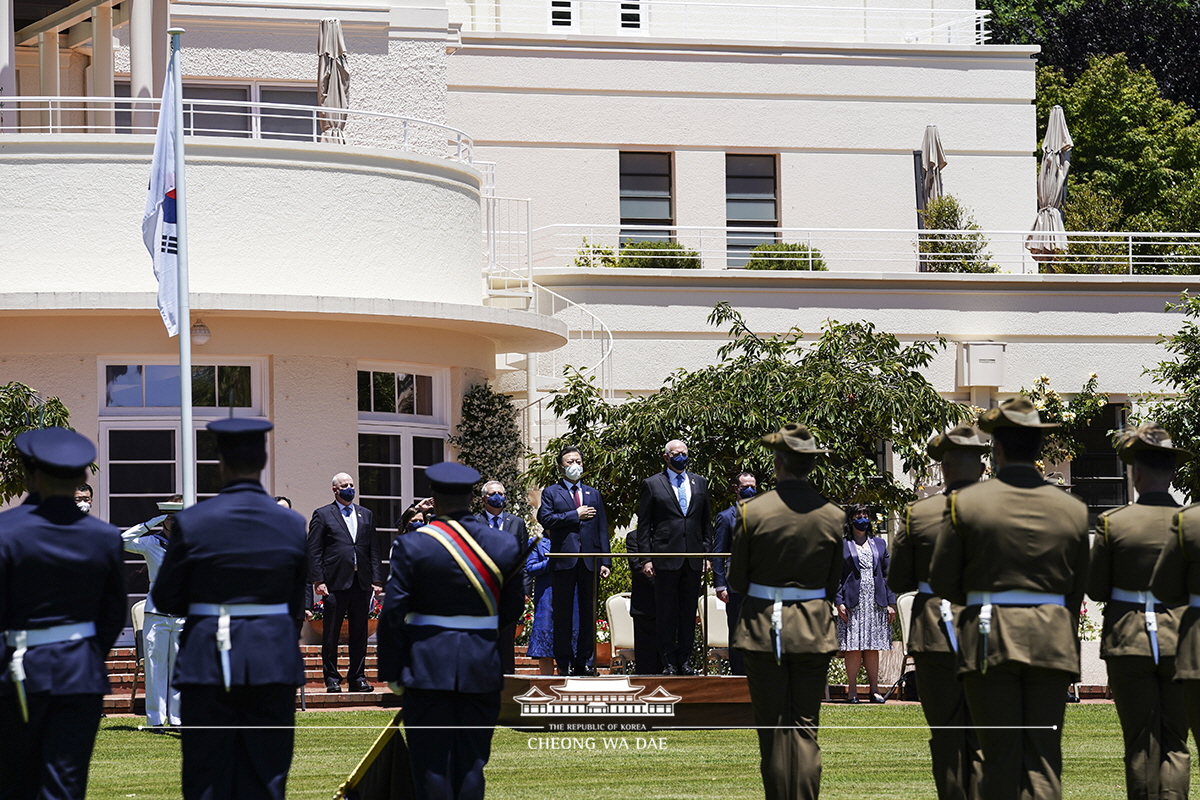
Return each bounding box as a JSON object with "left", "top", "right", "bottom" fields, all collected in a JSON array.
[{"left": 141, "top": 54, "right": 180, "bottom": 337}]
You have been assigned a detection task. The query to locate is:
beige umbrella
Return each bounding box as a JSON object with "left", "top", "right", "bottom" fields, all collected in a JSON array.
[
  {"left": 318, "top": 19, "right": 350, "bottom": 144},
  {"left": 1026, "top": 105, "right": 1074, "bottom": 258},
  {"left": 920, "top": 125, "right": 948, "bottom": 207}
]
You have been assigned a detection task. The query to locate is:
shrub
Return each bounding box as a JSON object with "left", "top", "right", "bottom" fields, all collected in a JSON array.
[
  {"left": 918, "top": 195, "right": 997, "bottom": 273},
  {"left": 617, "top": 240, "right": 703, "bottom": 269},
  {"left": 572, "top": 237, "right": 617, "bottom": 268},
  {"left": 744, "top": 242, "right": 828, "bottom": 271}
]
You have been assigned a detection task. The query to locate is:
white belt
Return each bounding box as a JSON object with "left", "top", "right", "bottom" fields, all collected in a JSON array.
[
  {"left": 1110, "top": 589, "right": 1162, "bottom": 664},
  {"left": 4, "top": 622, "right": 96, "bottom": 724},
  {"left": 917, "top": 581, "right": 934, "bottom": 594},
  {"left": 405, "top": 613, "right": 498, "bottom": 630},
  {"left": 187, "top": 603, "right": 290, "bottom": 690},
  {"left": 747, "top": 583, "right": 825, "bottom": 664},
  {"left": 966, "top": 591, "right": 1065, "bottom": 606},
  {"left": 914, "top": 583, "right": 958, "bottom": 653}
]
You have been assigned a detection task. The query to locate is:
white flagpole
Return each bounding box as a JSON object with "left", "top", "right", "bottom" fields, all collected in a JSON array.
[{"left": 169, "top": 27, "right": 195, "bottom": 509}]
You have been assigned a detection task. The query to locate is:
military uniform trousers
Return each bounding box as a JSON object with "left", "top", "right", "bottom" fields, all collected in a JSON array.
[
  {"left": 961, "top": 662, "right": 1071, "bottom": 800},
  {"left": 0, "top": 693, "right": 103, "bottom": 800},
  {"left": 912, "top": 653, "right": 982, "bottom": 800},
  {"left": 180, "top": 684, "right": 296, "bottom": 800},
  {"left": 1105, "top": 656, "right": 1189, "bottom": 800},
  {"left": 144, "top": 612, "right": 184, "bottom": 727},
  {"left": 743, "top": 651, "right": 831, "bottom": 800},
  {"left": 403, "top": 688, "right": 501, "bottom": 800}
]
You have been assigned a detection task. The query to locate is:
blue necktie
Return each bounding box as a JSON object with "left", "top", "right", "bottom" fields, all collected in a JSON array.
[{"left": 675, "top": 472, "right": 688, "bottom": 514}]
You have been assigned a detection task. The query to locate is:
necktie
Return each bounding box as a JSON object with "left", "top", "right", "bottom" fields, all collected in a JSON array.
[
  {"left": 572, "top": 485, "right": 582, "bottom": 508},
  {"left": 343, "top": 505, "right": 357, "bottom": 569},
  {"left": 675, "top": 473, "right": 688, "bottom": 514},
  {"left": 491, "top": 515, "right": 500, "bottom": 530}
]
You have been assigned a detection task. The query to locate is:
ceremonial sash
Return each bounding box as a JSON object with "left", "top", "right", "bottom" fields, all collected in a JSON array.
[{"left": 420, "top": 520, "right": 503, "bottom": 616}]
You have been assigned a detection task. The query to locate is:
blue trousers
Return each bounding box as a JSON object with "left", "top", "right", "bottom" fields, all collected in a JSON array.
[
  {"left": 0, "top": 693, "right": 102, "bottom": 800},
  {"left": 404, "top": 688, "right": 500, "bottom": 800}
]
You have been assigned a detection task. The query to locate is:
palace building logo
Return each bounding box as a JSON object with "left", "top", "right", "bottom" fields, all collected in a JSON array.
[{"left": 514, "top": 676, "right": 682, "bottom": 717}]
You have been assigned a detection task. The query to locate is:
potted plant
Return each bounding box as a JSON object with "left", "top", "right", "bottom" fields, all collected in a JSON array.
[{"left": 594, "top": 617, "right": 611, "bottom": 667}]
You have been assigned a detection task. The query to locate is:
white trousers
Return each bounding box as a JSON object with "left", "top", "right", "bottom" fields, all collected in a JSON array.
[{"left": 143, "top": 613, "right": 184, "bottom": 726}]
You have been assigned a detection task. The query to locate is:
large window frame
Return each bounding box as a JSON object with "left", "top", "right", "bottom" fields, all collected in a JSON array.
[
  {"left": 97, "top": 356, "right": 268, "bottom": 418},
  {"left": 356, "top": 361, "right": 449, "bottom": 427},
  {"left": 619, "top": 151, "right": 674, "bottom": 245},
  {"left": 726, "top": 153, "right": 779, "bottom": 267}
]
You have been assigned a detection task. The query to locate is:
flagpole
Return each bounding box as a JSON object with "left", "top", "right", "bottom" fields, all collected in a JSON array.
[{"left": 169, "top": 26, "right": 195, "bottom": 509}]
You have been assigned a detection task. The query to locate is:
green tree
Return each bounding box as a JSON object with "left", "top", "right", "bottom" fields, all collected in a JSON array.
[
  {"left": 1141, "top": 291, "right": 1200, "bottom": 501},
  {"left": 918, "top": 196, "right": 997, "bottom": 273},
  {"left": 525, "top": 304, "right": 970, "bottom": 526},
  {"left": 447, "top": 384, "right": 531, "bottom": 519},
  {"left": 0, "top": 382, "right": 74, "bottom": 504},
  {"left": 1019, "top": 373, "right": 1109, "bottom": 464}
]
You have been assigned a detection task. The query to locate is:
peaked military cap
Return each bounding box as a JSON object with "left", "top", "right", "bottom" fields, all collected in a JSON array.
[
  {"left": 977, "top": 398, "right": 1060, "bottom": 432},
  {"left": 761, "top": 423, "right": 829, "bottom": 455},
  {"left": 1117, "top": 422, "right": 1192, "bottom": 465},
  {"left": 206, "top": 418, "right": 274, "bottom": 435},
  {"left": 927, "top": 425, "right": 990, "bottom": 460},
  {"left": 18, "top": 427, "right": 95, "bottom": 477},
  {"left": 426, "top": 461, "right": 481, "bottom": 493}
]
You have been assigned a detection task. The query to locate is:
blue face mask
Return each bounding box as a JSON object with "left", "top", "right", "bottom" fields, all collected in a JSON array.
[
  {"left": 487, "top": 493, "right": 506, "bottom": 509},
  {"left": 738, "top": 485, "right": 757, "bottom": 499},
  {"left": 407, "top": 520, "right": 424, "bottom": 532},
  {"left": 852, "top": 516, "right": 869, "bottom": 530},
  {"left": 338, "top": 486, "right": 356, "bottom": 502},
  {"left": 669, "top": 453, "right": 689, "bottom": 470}
]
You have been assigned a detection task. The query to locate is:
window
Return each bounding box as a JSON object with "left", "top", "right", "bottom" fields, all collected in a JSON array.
[
  {"left": 726, "top": 154, "right": 778, "bottom": 267},
  {"left": 357, "top": 370, "right": 435, "bottom": 417},
  {"left": 551, "top": 0, "right": 572, "bottom": 26},
  {"left": 358, "top": 431, "right": 445, "bottom": 547},
  {"left": 103, "top": 364, "right": 253, "bottom": 410},
  {"left": 1069, "top": 403, "right": 1130, "bottom": 526},
  {"left": 619, "top": 152, "right": 673, "bottom": 244},
  {"left": 620, "top": 2, "right": 641, "bottom": 28},
  {"left": 115, "top": 82, "right": 318, "bottom": 140}
]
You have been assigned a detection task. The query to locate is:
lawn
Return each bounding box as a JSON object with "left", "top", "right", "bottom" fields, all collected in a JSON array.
[{"left": 90, "top": 704, "right": 1161, "bottom": 799}]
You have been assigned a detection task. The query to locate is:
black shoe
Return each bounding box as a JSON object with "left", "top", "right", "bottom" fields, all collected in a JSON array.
[
  {"left": 578, "top": 667, "right": 599, "bottom": 677},
  {"left": 847, "top": 694, "right": 860, "bottom": 704},
  {"left": 661, "top": 665, "right": 679, "bottom": 676},
  {"left": 350, "top": 679, "right": 375, "bottom": 693},
  {"left": 557, "top": 665, "right": 572, "bottom": 677},
  {"left": 326, "top": 682, "right": 342, "bottom": 693},
  {"left": 144, "top": 725, "right": 167, "bottom": 735},
  {"left": 678, "top": 664, "right": 698, "bottom": 676}
]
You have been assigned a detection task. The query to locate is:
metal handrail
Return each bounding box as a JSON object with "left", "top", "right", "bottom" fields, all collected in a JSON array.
[{"left": 0, "top": 96, "right": 475, "bottom": 163}]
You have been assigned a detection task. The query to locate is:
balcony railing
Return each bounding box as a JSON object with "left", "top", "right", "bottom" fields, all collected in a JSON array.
[
  {"left": 0, "top": 96, "right": 475, "bottom": 164},
  {"left": 530, "top": 224, "right": 1200, "bottom": 275},
  {"left": 453, "top": 0, "right": 991, "bottom": 45}
]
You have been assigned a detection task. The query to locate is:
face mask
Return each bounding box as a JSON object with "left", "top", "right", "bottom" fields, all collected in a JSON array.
[
  {"left": 407, "top": 520, "right": 424, "bottom": 532},
  {"left": 487, "top": 493, "right": 506, "bottom": 509},
  {"left": 338, "top": 487, "right": 355, "bottom": 502},
  {"left": 852, "top": 517, "right": 869, "bottom": 530},
  {"left": 76, "top": 500, "right": 91, "bottom": 513},
  {"left": 737, "top": 486, "right": 756, "bottom": 499},
  {"left": 669, "top": 453, "right": 689, "bottom": 471},
  {"left": 564, "top": 464, "right": 584, "bottom": 482}
]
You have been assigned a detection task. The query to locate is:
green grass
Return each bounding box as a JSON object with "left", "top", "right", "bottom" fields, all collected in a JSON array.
[{"left": 88, "top": 704, "right": 1172, "bottom": 799}]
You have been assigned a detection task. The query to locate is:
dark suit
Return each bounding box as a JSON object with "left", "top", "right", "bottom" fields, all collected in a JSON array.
[
  {"left": 153, "top": 479, "right": 308, "bottom": 800},
  {"left": 475, "top": 510, "right": 528, "bottom": 674},
  {"left": 537, "top": 481, "right": 612, "bottom": 672},
  {"left": 835, "top": 537, "right": 896, "bottom": 612},
  {"left": 307, "top": 500, "right": 382, "bottom": 686},
  {"left": 636, "top": 469, "right": 713, "bottom": 669},
  {"left": 378, "top": 511, "right": 524, "bottom": 800},
  {"left": 712, "top": 504, "right": 745, "bottom": 675},
  {"left": 0, "top": 498, "right": 126, "bottom": 800},
  {"left": 624, "top": 528, "right": 662, "bottom": 674}
]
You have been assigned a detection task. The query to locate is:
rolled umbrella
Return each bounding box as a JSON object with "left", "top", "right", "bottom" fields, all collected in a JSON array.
[
  {"left": 921, "top": 124, "right": 948, "bottom": 207},
  {"left": 1026, "top": 104, "right": 1073, "bottom": 260},
  {"left": 318, "top": 18, "right": 350, "bottom": 144}
]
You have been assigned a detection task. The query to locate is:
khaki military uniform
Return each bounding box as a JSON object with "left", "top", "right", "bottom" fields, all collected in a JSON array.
[
  {"left": 1150, "top": 503, "right": 1200, "bottom": 759},
  {"left": 930, "top": 466, "right": 1090, "bottom": 800},
  {"left": 890, "top": 485, "right": 982, "bottom": 800},
  {"left": 729, "top": 479, "right": 844, "bottom": 800},
  {"left": 1089, "top": 494, "right": 1189, "bottom": 800}
]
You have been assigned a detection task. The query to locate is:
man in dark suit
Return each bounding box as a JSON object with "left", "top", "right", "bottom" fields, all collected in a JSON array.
[
  {"left": 308, "top": 471, "right": 382, "bottom": 692},
  {"left": 0, "top": 428, "right": 127, "bottom": 800},
  {"left": 713, "top": 471, "right": 757, "bottom": 676},
  {"left": 536, "top": 446, "right": 611, "bottom": 676},
  {"left": 378, "top": 461, "right": 525, "bottom": 800},
  {"left": 625, "top": 527, "right": 662, "bottom": 675},
  {"left": 152, "top": 418, "right": 308, "bottom": 800},
  {"left": 636, "top": 439, "right": 713, "bottom": 674},
  {"left": 476, "top": 480, "right": 528, "bottom": 674}
]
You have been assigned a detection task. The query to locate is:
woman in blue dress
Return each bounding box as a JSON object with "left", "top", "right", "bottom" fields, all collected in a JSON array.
[{"left": 525, "top": 534, "right": 579, "bottom": 675}]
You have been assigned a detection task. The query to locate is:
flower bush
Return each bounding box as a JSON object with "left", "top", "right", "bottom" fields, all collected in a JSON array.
[
  {"left": 309, "top": 595, "right": 383, "bottom": 622},
  {"left": 596, "top": 618, "right": 610, "bottom": 644},
  {"left": 1019, "top": 373, "right": 1108, "bottom": 464}
]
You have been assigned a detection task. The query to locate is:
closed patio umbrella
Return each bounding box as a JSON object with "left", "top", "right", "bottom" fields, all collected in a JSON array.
[
  {"left": 920, "top": 124, "right": 947, "bottom": 207},
  {"left": 1026, "top": 105, "right": 1073, "bottom": 259},
  {"left": 318, "top": 18, "right": 350, "bottom": 144}
]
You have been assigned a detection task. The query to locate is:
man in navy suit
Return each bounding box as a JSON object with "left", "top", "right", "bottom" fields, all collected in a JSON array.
[
  {"left": 378, "top": 462, "right": 525, "bottom": 800},
  {"left": 153, "top": 418, "right": 307, "bottom": 800},
  {"left": 636, "top": 439, "right": 713, "bottom": 674},
  {"left": 308, "top": 472, "right": 382, "bottom": 692},
  {"left": 713, "top": 471, "right": 757, "bottom": 676},
  {"left": 536, "top": 446, "right": 611, "bottom": 676},
  {"left": 475, "top": 480, "right": 528, "bottom": 674},
  {"left": 0, "top": 428, "right": 126, "bottom": 800}
]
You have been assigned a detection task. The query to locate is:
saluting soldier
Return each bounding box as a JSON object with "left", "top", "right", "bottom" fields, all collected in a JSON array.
[
  {"left": 0, "top": 428, "right": 127, "bottom": 800},
  {"left": 729, "top": 424, "right": 844, "bottom": 800},
  {"left": 929, "top": 398, "right": 1090, "bottom": 800},
  {"left": 378, "top": 461, "right": 525, "bottom": 800},
  {"left": 889, "top": 425, "right": 986, "bottom": 800},
  {"left": 152, "top": 418, "right": 308, "bottom": 800},
  {"left": 1089, "top": 423, "right": 1191, "bottom": 800}
]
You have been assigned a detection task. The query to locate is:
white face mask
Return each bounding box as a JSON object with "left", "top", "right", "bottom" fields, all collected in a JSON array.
[
  {"left": 564, "top": 464, "right": 584, "bottom": 482},
  {"left": 76, "top": 501, "right": 91, "bottom": 513}
]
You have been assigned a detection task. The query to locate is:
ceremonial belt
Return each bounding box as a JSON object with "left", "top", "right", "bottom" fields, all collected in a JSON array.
[
  {"left": 1111, "top": 588, "right": 1162, "bottom": 663},
  {"left": 405, "top": 613, "right": 498, "bottom": 630},
  {"left": 188, "top": 603, "right": 290, "bottom": 691},
  {"left": 419, "top": 520, "right": 503, "bottom": 616},
  {"left": 4, "top": 622, "right": 97, "bottom": 724},
  {"left": 747, "top": 583, "right": 825, "bottom": 664},
  {"left": 967, "top": 591, "right": 1064, "bottom": 674},
  {"left": 917, "top": 582, "right": 959, "bottom": 654}
]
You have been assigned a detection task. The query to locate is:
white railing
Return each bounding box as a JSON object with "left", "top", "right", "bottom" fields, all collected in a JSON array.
[
  {"left": 533, "top": 224, "right": 1200, "bottom": 275},
  {"left": 454, "top": 0, "right": 990, "bottom": 45},
  {"left": 0, "top": 96, "right": 475, "bottom": 163}
]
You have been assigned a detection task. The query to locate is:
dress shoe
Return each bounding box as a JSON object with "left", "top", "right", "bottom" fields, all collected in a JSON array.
[
  {"left": 847, "top": 694, "right": 860, "bottom": 704},
  {"left": 350, "top": 679, "right": 375, "bottom": 693},
  {"left": 661, "top": 665, "right": 679, "bottom": 676},
  {"left": 678, "top": 664, "right": 698, "bottom": 676},
  {"left": 870, "top": 693, "right": 886, "bottom": 704},
  {"left": 325, "top": 682, "right": 342, "bottom": 693},
  {"left": 578, "top": 666, "right": 599, "bottom": 677}
]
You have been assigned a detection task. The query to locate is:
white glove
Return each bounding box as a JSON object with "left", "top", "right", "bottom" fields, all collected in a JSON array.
[
  {"left": 388, "top": 681, "right": 405, "bottom": 696},
  {"left": 145, "top": 514, "right": 169, "bottom": 529}
]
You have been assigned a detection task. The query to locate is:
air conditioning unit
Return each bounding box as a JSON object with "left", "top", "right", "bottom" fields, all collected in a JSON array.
[{"left": 957, "top": 341, "right": 1006, "bottom": 388}]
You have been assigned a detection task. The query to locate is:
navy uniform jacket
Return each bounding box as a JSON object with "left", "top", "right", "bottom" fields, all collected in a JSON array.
[
  {"left": 711, "top": 504, "right": 738, "bottom": 592},
  {"left": 378, "top": 511, "right": 524, "bottom": 693},
  {"left": 537, "top": 481, "right": 612, "bottom": 571},
  {"left": 0, "top": 497, "right": 126, "bottom": 695},
  {"left": 308, "top": 502, "right": 382, "bottom": 591},
  {"left": 152, "top": 480, "right": 308, "bottom": 687}
]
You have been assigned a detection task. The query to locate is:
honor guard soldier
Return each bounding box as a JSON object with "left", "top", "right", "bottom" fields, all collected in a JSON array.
[
  {"left": 152, "top": 418, "right": 308, "bottom": 800},
  {"left": 729, "top": 424, "right": 844, "bottom": 800},
  {"left": 378, "top": 461, "right": 525, "bottom": 800},
  {"left": 1090, "top": 423, "right": 1191, "bottom": 800},
  {"left": 930, "top": 398, "right": 1090, "bottom": 800},
  {"left": 889, "top": 425, "right": 987, "bottom": 800},
  {"left": 0, "top": 427, "right": 127, "bottom": 800}
]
